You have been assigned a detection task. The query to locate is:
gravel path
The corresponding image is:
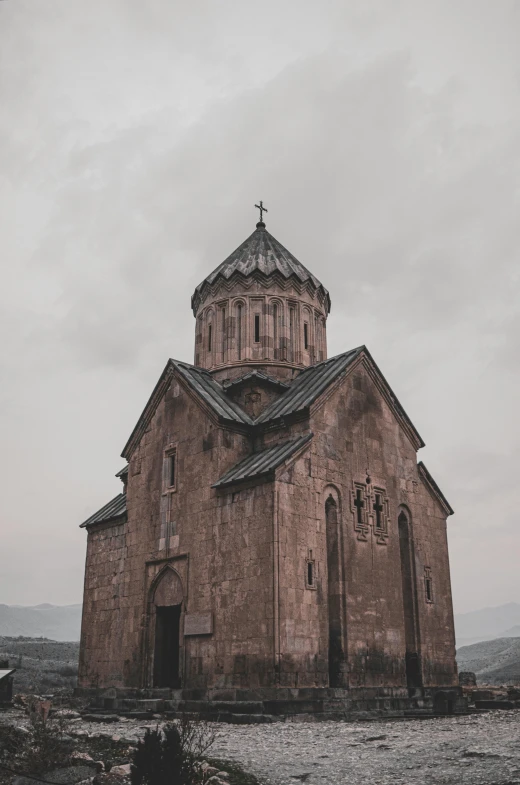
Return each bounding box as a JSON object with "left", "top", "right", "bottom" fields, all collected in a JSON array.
[{"left": 209, "top": 712, "right": 520, "bottom": 785}]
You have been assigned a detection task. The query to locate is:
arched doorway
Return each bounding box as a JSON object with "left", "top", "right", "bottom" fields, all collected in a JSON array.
[
  {"left": 398, "top": 511, "right": 422, "bottom": 690},
  {"left": 152, "top": 568, "right": 183, "bottom": 688},
  {"left": 326, "top": 493, "right": 346, "bottom": 687}
]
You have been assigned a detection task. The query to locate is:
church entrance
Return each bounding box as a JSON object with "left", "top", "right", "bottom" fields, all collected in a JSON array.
[
  {"left": 326, "top": 494, "right": 346, "bottom": 687},
  {"left": 153, "top": 604, "right": 181, "bottom": 688},
  {"left": 398, "top": 512, "right": 422, "bottom": 690},
  {"left": 150, "top": 566, "right": 184, "bottom": 689}
]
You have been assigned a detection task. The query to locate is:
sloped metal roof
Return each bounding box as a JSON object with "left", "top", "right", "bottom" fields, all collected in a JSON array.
[
  {"left": 115, "top": 465, "right": 129, "bottom": 478},
  {"left": 0, "top": 670, "right": 16, "bottom": 681},
  {"left": 212, "top": 433, "right": 313, "bottom": 488},
  {"left": 173, "top": 361, "right": 253, "bottom": 425},
  {"left": 80, "top": 493, "right": 127, "bottom": 528},
  {"left": 192, "top": 222, "right": 330, "bottom": 313},
  {"left": 256, "top": 348, "right": 363, "bottom": 423},
  {"left": 222, "top": 370, "right": 289, "bottom": 391}
]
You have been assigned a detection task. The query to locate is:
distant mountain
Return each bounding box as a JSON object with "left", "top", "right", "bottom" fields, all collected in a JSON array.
[
  {"left": 457, "top": 637, "right": 520, "bottom": 685},
  {"left": 0, "top": 604, "right": 82, "bottom": 641},
  {"left": 455, "top": 603, "right": 520, "bottom": 646}
]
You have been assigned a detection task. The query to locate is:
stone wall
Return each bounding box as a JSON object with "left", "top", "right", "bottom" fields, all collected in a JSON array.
[
  {"left": 267, "top": 357, "right": 457, "bottom": 689},
  {"left": 79, "top": 352, "right": 457, "bottom": 693},
  {"left": 79, "top": 371, "right": 276, "bottom": 690}
]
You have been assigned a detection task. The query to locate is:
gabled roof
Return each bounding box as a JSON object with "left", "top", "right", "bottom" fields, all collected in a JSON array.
[
  {"left": 222, "top": 370, "right": 289, "bottom": 392},
  {"left": 418, "top": 462, "right": 454, "bottom": 516},
  {"left": 192, "top": 221, "right": 330, "bottom": 314},
  {"left": 80, "top": 493, "right": 127, "bottom": 528},
  {"left": 212, "top": 433, "right": 313, "bottom": 489},
  {"left": 121, "top": 359, "right": 253, "bottom": 460},
  {"left": 256, "top": 348, "right": 362, "bottom": 423},
  {"left": 255, "top": 346, "right": 425, "bottom": 450},
  {"left": 174, "top": 361, "right": 254, "bottom": 425}
]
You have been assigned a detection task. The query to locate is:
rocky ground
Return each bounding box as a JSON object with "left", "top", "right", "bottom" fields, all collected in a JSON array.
[{"left": 2, "top": 706, "right": 520, "bottom": 785}]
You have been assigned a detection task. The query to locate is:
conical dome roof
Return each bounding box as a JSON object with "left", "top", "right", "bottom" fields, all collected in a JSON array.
[{"left": 191, "top": 221, "right": 330, "bottom": 314}]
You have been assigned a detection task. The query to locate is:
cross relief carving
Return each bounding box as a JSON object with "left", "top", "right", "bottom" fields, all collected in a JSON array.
[{"left": 350, "top": 481, "right": 389, "bottom": 544}]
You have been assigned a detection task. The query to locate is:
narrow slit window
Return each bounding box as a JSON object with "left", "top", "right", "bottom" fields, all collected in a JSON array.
[
  {"left": 254, "top": 313, "right": 260, "bottom": 343},
  {"left": 221, "top": 307, "right": 227, "bottom": 360},
  {"left": 236, "top": 303, "right": 242, "bottom": 360},
  {"left": 208, "top": 324, "right": 212, "bottom": 352},
  {"left": 425, "top": 575, "right": 433, "bottom": 602},
  {"left": 307, "top": 561, "right": 314, "bottom": 586},
  {"left": 304, "top": 322, "right": 309, "bottom": 350},
  {"left": 168, "top": 453, "right": 176, "bottom": 488}
]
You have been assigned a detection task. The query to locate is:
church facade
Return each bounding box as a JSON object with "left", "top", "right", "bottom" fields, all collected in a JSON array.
[{"left": 78, "top": 214, "right": 462, "bottom": 716}]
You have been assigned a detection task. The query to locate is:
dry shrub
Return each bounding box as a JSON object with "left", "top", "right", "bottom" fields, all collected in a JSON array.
[{"left": 131, "top": 716, "right": 215, "bottom": 785}]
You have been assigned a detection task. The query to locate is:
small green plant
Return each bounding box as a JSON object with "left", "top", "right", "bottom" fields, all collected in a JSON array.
[{"left": 131, "top": 717, "right": 215, "bottom": 785}]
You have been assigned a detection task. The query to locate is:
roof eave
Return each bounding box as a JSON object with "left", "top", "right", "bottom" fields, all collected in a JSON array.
[
  {"left": 121, "top": 359, "right": 175, "bottom": 460},
  {"left": 417, "top": 461, "right": 454, "bottom": 517},
  {"left": 82, "top": 512, "right": 127, "bottom": 530},
  {"left": 212, "top": 469, "right": 275, "bottom": 490},
  {"left": 359, "top": 348, "right": 425, "bottom": 452}
]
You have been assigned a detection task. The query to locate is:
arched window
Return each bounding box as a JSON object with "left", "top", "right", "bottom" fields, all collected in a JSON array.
[
  {"left": 235, "top": 301, "right": 243, "bottom": 360},
  {"left": 272, "top": 302, "right": 278, "bottom": 359},
  {"left": 220, "top": 305, "right": 227, "bottom": 363},
  {"left": 302, "top": 307, "right": 312, "bottom": 355},
  {"left": 398, "top": 510, "right": 422, "bottom": 689},
  {"left": 314, "top": 313, "right": 320, "bottom": 360},
  {"left": 289, "top": 307, "right": 296, "bottom": 363},
  {"left": 206, "top": 309, "right": 214, "bottom": 362},
  {"left": 325, "top": 492, "right": 345, "bottom": 687}
]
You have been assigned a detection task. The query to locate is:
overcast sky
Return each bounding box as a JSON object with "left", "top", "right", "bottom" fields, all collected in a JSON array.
[{"left": 1, "top": 0, "right": 519, "bottom": 614}]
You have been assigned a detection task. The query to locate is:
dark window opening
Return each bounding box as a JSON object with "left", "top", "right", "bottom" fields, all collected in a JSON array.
[
  {"left": 373, "top": 493, "right": 383, "bottom": 529},
  {"left": 236, "top": 303, "right": 242, "bottom": 359},
  {"left": 254, "top": 313, "right": 260, "bottom": 343},
  {"left": 353, "top": 488, "right": 364, "bottom": 524},
  {"left": 304, "top": 322, "right": 309, "bottom": 350},
  {"left": 307, "top": 561, "right": 314, "bottom": 586},
  {"left": 425, "top": 577, "right": 433, "bottom": 602},
  {"left": 208, "top": 324, "right": 212, "bottom": 351},
  {"left": 272, "top": 304, "right": 278, "bottom": 356},
  {"left": 221, "top": 307, "right": 227, "bottom": 359},
  {"left": 289, "top": 308, "right": 295, "bottom": 361},
  {"left": 168, "top": 453, "right": 176, "bottom": 488}
]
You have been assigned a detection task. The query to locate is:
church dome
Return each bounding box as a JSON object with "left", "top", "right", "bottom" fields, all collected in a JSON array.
[
  {"left": 191, "top": 221, "right": 330, "bottom": 315},
  {"left": 192, "top": 216, "right": 330, "bottom": 380}
]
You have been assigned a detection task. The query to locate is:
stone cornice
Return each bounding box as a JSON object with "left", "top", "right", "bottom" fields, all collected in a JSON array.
[{"left": 192, "top": 269, "right": 330, "bottom": 315}]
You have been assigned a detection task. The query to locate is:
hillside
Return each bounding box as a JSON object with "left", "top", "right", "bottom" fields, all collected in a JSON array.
[
  {"left": 457, "top": 637, "right": 520, "bottom": 685},
  {"left": 0, "top": 636, "right": 80, "bottom": 693},
  {"left": 0, "top": 603, "right": 82, "bottom": 641},
  {"left": 454, "top": 602, "right": 520, "bottom": 646}
]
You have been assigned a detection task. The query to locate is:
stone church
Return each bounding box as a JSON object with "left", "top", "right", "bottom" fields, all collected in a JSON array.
[{"left": 78, "top": 210, "right": 463, "bottom": 717}]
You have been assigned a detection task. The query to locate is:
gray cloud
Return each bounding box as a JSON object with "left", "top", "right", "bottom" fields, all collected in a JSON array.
[{"left": 0, "top": 0, "right": 519, "bottom": 612}]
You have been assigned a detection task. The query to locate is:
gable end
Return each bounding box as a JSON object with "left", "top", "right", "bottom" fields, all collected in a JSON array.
[{"left": 418, "top": 461, "right": 454, "bottom": 517}]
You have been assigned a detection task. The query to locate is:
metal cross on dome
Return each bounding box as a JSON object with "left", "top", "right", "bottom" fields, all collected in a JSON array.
[{"left": 255, "top": 200, "right": 268, "bottom": 223}]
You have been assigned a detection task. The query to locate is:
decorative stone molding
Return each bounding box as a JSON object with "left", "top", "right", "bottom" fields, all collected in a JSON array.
[
  {"left": 350, "top": 482, "right": 370, "bottom": 541},
  {"left": 350, "top": 481, "right": 389, "bottom": 544}
]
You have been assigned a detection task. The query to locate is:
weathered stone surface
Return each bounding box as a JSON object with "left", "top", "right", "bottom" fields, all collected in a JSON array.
[
  {"left": 78, "top": 221, "right": 458, "bottom": 709},
  {"left": 184, "top": 613, "right": 213, "bottom": 636}
]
